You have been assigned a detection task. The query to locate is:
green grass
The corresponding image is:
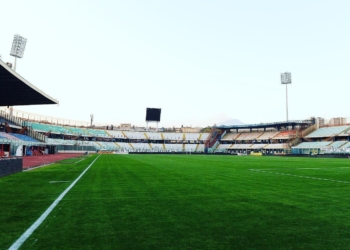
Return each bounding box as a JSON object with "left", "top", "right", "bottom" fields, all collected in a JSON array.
[
  {"left": 1, "top": 155, "right": 350, "bottom": 249},
  {"left": 57, "top": 155, "right": 90, "bottom": 164}
]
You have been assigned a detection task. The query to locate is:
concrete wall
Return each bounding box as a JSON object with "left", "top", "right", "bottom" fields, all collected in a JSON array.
[{"left": 0, "top": 157, "right": 22, "bottom": 177}]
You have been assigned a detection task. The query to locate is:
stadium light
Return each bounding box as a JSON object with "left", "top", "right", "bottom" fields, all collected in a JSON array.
[
  {"left": 281, "top": 72, "right": 292, "bottom": 121},
  {"left": 90, "top": 114, "right": 94, "bottom": 127},
  {"left": 10, "top": 34, "right": 27, "bottom": 71}
]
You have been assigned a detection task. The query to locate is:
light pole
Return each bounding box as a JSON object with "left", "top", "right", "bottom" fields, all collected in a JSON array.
[
  {"left": 9, "top": 34, "right": 27, "bottom": 115},
  {"left": 90, "top": 114, "right": 94, "bottom": 128},
  {"left": 10, "top": 34, "right": 27, "bottom": 71},
  {"left": 281, "top": 72, "right": 292, "bottom": 121}
]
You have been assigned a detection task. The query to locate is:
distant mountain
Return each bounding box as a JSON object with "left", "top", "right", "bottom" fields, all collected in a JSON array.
[{"left": 217, "top": 119, "right": 245, "bottom": 126}]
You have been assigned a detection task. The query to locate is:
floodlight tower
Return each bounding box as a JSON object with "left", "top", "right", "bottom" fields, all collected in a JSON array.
[
  {"left": 90, "top": 114, "right": 94, "bottom": 127},
  {"left": 281, "top": 72, "right": 292, "bottom": 121},
  {"left": 10, "top": 34, "right": 27, "bottom": 71},
  {"left": 8, "top": 35, "right": 27, "bottom": 115}
]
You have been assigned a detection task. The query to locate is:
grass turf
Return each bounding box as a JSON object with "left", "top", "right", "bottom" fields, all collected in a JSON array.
[{"left": 1, "top": 154, "right": 350, "bottom": 249}]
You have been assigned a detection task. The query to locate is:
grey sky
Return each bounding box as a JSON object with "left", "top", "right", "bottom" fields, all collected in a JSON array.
[{"left": 1, "top": 0, "right": 349, "bottom": 127}]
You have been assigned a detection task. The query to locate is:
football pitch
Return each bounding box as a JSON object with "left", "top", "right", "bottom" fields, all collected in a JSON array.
[{"left": 1, "top": 154, "right": 350, "bottom": 249}]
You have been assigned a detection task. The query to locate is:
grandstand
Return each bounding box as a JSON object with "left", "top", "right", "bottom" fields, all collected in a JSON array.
[
  {"left": 3, "top": 105, "right": 350, "bottom": 157},
  {"left": 1, "top": 53, "right": 350, "bottom": 158}
]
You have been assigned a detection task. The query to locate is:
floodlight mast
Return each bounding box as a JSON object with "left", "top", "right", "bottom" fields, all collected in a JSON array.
[
  {"left": 10, "top": 34, "right": 27, "bottom": 71},
  {"left": 281, "top": 72, "right": 292, "bottom": 121},
  {"left": 90, "top": 114, "right": 94, "bottom": 128},
  {"left": 8, "top": 34, "right": 27, "bottom": 115}
]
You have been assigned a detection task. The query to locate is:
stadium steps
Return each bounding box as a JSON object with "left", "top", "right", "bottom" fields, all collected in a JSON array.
[
  {"left": 114, "top": 142, "right": 121, "bottom": 148},
  {"left": 81, "top": 128, "right": 90, "bottom": 136},
  {"left": 182, "top": 134, "right": 186, "bottom": 140},
  {"left": 290, "top": 138, "right": 301, "bottom": 147},
  {"left": 161, "top": 133, "right": 165, "bottom": 140},
  {"left": 94, "top": 141, "right": 103, "bottom": 148},
  {"left": 301, "top": 124, "right": 317, "bottom": 137},
  {"left": 323, "top": 127, "right": 349, "bottom": 141},
  {"left": 195, "top": 144, "right": 199, "bottom": 152},
  {"left": 148, "top": 143, "right": 152, "bottom": 149},
  {"left": 105, "top": 130, "right": 114, "bottom": 138},
  {"left": 255, "top": 132, "right": 265, "bottom": 139},
  {"left": 128, "top": 142, "right": 134, "bottom": 149},
  {"left": 144, "top": 132, "right": 149, "bottom": 140},
  {"left": 198, "top": 133, "right": 203, "bottom": 140},
  {"left": 342, "top": 127, "right": 350, "bottom": 135},
  {"left": 182, "top": 144, "right": 185, "bottom": 152},
  {"left": 329, "top": 141, "right": 348, "bottom": 148},
  {"left": 324, "top": 136, "right": 336, "bottom": 142},
  {"left": 303, "top": 137, "right": 313, "bottom": 142},
  {"left": 162, "top": 144, "right": 166, "bottom": 150},
  {"left": 122, "top": 131, "right": 128, "bottom": 138},
  {"left": 235, "top": 133, "right": 242, "bottom": 140}
]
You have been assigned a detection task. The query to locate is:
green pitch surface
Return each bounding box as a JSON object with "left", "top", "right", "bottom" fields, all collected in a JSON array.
[{"left": 1, "top": 155, "right": 350, "bottom": 249}]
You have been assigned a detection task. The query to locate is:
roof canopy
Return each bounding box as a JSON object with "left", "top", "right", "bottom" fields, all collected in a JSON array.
[
  {"left": 217, "top": 119, "right": 315, "bottom": 130},
  {"left": 0, "top": 60, "right": 58, "bottom": 106}
]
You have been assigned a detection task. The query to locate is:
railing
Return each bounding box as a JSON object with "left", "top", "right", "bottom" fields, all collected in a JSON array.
[
  {"left": 212, "top": 141, "right": 220, "bottom": 151},
  {"left": 0, "top": 109, "right": 47, "bottom": 142},
  {"left": 301, "top": 124, "right": 317, "bottom": 137},
  {"left": 220, "top": 130, "right": 227, "bottom": 140},
  {"left": 0, "top": 110, "right": 23, "bottom": 127}
]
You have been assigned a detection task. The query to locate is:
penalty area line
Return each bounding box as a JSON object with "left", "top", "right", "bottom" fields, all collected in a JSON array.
[{"left": 8, "top": 155, "right": 101, "bottom": 250}]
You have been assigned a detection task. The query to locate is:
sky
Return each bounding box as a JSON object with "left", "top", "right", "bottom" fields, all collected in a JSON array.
[{"left": 1, "top": 0, "right": 349, "bottom": 128}]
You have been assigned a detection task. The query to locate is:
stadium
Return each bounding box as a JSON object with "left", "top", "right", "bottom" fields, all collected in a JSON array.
[
  {"left": 2, "top": 1, "right": 350, "bottom": 248},
  {"left": 2, "top": 51, "right": 350, "bottom": 249}
]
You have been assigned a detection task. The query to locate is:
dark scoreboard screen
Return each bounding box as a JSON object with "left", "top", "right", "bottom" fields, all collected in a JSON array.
[{"left": 146, "top": 108, "right": 161, "bottom": 122}]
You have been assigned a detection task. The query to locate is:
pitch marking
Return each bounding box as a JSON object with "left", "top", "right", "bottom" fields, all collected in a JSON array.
[
  {"left": 250, "top": 169, "right": 350, "bottom": 184},
  {"left": 8, "top": 155, "right": 100, "bottom": 250}
]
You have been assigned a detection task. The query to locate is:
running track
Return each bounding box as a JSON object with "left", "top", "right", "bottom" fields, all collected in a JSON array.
[{"left": 22, "top": 153, "right": 84, "bottom": 169}]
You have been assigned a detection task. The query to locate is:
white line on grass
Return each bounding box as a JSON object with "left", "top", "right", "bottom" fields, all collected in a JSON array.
[
  {"left": 74, "top": 156, "right": 90, "bottom": 164},
  {"left": 250, "top": 169, "right": 350, "bottom": 184},
  {"left": 8, "top": 155, "right": 100, "bottom": 250}
]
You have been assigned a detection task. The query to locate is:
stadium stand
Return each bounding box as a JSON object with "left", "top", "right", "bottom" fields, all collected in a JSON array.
[
  {"left": 0, "top": 132, "right": 20, "bottom": 141},
  {"left": 257, "top": 131, "right": 280, "bottom": 140},
  {"left": 293, "top": 142, "right": 332, "bottom": 148},
  {"left": 264, "top": 143, "right": 288, "bottom": 149},
  {"left": 341, "top": 142, "right": 350, "bottom": 149},
  {"left": 10, "top": 133, "right": 39, "bottom": 142},
  {"left": 328, "top": 141, "right": 348, "bottom": 148},
  {"left": 273, "top": 130, "right": 296, "bottom": 139},
  {"left": 220, "top": 133, "right": 241, "bottom": 141},
  {"left": 305, "top": 126, "right": 350, "bottom": 138},
  {"left": 236, "top": 132, "right": 263, "bottom": 141}
]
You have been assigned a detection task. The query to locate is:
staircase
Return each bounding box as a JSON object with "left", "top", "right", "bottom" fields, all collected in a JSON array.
[
  {"left": 94, "top": 141, "right": 103, "bottom": 149},
  {"left": 128, "top": 142, "right": 134, "bottom": 149},
  {"left": 204, "top": 127, "right": 222, "bottom": 153},
  {"left": 198, "top": 133, "right": 203, "bottom": 140},
  {"left": 301, "top": 124, "right": 317, "bottom": 137},
  {"left": 122, "top": 131, "right": 128, "bottom": 138}
]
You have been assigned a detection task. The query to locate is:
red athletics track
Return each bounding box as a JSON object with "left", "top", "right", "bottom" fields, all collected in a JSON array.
[{"left": 22, "top": 153, "right": 84, "bottom": 169}]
